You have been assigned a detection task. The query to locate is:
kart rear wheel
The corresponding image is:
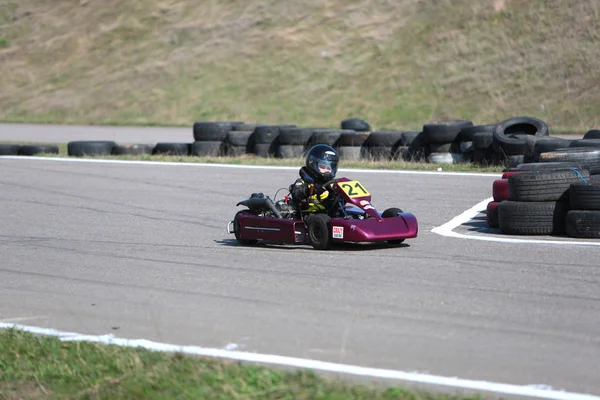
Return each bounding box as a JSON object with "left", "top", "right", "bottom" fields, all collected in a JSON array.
[
  {"left": 233, "top": 210, "right": 258, "bottom": 246},
  {"left": 306, "top": 214, "right": 333, "bottom": 250},
  {"left": 382, "top": 207, "right": 405, "bottom": 244}
]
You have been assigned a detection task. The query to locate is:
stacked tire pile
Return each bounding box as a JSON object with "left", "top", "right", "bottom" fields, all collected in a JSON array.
[
  {"left": 358, "top": 116, "right": 554, "bottom": 166},
  {"left": 485, "top": 161, "right": 600, "bottom": 238},
  {"left": 525, "top": 129, "right": 600, "bottom": 174},
  {"left": 467, "top": 116, "right": 551, "bottom": 168}
]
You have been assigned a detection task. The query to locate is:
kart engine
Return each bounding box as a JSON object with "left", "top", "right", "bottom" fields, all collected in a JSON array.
[
  {"left": 247, "top": 192, "right": 295, "bottom": 219},
  {"left": 275, "top": 200, "right": 295, "bottom": 219}
]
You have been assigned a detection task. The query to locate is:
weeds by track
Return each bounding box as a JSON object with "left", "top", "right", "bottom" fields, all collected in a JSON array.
[{"left": 0, "top": 329, "right": 482, "bottom": 400}]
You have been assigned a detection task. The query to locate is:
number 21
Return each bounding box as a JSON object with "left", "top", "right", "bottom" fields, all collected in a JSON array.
[{"left": 342, "top": 182, "right": 367, "bottom": 196}]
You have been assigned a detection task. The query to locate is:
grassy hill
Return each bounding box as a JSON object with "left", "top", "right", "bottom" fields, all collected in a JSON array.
[{"left": 0, "top": 0, "right": 598, "bottom": 133}]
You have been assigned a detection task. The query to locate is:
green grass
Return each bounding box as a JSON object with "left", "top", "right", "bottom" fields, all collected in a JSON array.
[
  {"left": 1, "top": 141, "right": 505, "bottom": 173},
  {"left": 0, "top": 1, "right": 598, "bottom": 133},
  {"left": 0, "top": 329, "right": 484, "bottom": 400}
]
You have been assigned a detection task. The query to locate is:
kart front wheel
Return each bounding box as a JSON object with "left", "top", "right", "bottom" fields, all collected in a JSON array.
[
  {"left": 306, "top": 214, "right": 333, "bottom": 250},
  {"left": 382, "top": 207, "right": 405, "bottom": 245},
  {"left": 233, "top": 210, "right": 258, "bottom": 246}
]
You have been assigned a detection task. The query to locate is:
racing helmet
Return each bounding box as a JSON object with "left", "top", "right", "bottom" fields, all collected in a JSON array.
[{"left": 305, "top": 144, "right": 339, "bottom": 183}]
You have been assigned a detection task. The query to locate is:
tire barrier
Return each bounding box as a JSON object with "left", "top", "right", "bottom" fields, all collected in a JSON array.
[{"left": 2, "top": 116, "right": 599, "bottom": 171}]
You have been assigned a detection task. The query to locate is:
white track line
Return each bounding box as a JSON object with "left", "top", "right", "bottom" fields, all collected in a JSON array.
[
  {"left": 432, "top": 198, "right": 600, "bottom": 246},
  {"left": 1, "top": 323, "right": 598, "bottom": 400},
  {"left": 0, "top": 156, "right": 500, "bottom": 177}
]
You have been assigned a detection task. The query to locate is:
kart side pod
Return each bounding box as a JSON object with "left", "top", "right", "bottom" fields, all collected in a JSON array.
[{"left": 227, "top": 212, "right": 307, "bottom": 244}]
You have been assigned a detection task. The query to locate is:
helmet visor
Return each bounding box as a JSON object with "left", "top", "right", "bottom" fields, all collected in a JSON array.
[{"left": 318, "top": 160, "right": 337, "bottom": 178}]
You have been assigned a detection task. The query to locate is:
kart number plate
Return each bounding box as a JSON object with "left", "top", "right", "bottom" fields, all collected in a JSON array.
[{"left": 340, "top": 181, "right": 370, "bottom": 198}]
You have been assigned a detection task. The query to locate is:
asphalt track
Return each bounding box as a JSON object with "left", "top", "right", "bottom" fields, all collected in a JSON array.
[
  {"left": 0, "top": 123, "right": 192, "bottom": 143},
  {"left": 0, "top": 126, "right": 599, "bottom": 399}
]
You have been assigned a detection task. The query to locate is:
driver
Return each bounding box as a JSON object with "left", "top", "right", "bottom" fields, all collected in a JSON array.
[{"left": 288, "top": 144, "right": 339, "bottom": 213}]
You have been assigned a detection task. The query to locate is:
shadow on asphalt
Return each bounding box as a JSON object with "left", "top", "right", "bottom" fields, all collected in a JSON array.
[
  {"left": 215, "top": 238, "right": 411, "bottom": 251},
  {"left": 462, "top": 215, "right": 498, "bottom": 233},
  {"left": 460, "top": 212, "right": 582, "bottom": 241}
]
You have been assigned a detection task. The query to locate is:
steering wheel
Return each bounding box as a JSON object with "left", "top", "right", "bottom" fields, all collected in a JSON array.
[{"left": 322, "top": 178, "right": 337, "bottom": 190}]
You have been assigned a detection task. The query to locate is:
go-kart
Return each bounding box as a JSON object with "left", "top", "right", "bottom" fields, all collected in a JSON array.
[{"left": 226, "top": 176, "right": 418, "bottom": 250}]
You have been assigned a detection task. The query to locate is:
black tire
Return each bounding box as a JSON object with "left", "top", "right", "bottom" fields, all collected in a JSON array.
[
  {"left": 68, "top": 141, "right": 116, "bottom": 157},
  {"left": 336, "top": 145, "right": 362, "bottom": 160},
  {"left": 458, "top": 124, "right": 497, "bottom": 142},
  {"left": 493, "top": 116, "right": 549, "bottom": 156},
  {"left": 153, "top": 142, "right": 191, "bottom": 156},
  {"left": 569, "top": 181, "right": 600, "bottom": 210},
  {"left": 404, "top": 145, "right": 428, "bottom": 162},
  {"left": 475, "top": 147, "right": 502, "bottom": 166},
  {"left": 400, "top": 131, "right": 422, "bottom": 146},
  {"left": 568, "top": 139, "right": 600, "bottom": 149},
  {"left": 364, "top": 131, "right": 403, "bottom": 147},
  {"left": 226, "top": 131, "right": 253, "bottom": 147},
  {"left": 365, "top": 145, "right": 392, "bottom": 161},
  {"left": 513, "top": 161, "right": 583, "bottom": 171},
  {"left": 226, "top": 145, "right": 247, "bottom": 157},
  {"left": 472, "top": 131, "right": 494, "bottom": 150},
  {"left": 277, "top": 127, "right": 314, "bottom": 146},
  {"left": 524, "top": 136, "right": 572, "bottom": 162},
  {"left": 254, "top": 126, "right": 282, "bottom": 144},
  {"left": 494, "top": 116, "right": 549, "bottom": 136},
  {"left": 381, "top": 207, "right": 406, "bottom": 244},
  {"left": 539, "top": 147, "right": 600, "bottom": 175},
  {"left": 277, "top": 144, "right": 304, "bottom": 159},
  {"left": 112, "top": 144, "right": 154, "bottom": 156},
  {"left": 583, "top": 129, "right": 600, "bottom": 140},
  {"left": 508, "top": 169, "right": 590, "bottom": 202},
  {"left": 498, "top": 200, "right": 569, "bottom": 235},
  {"left": 341, "top": 118, "right": 370, "bottom": 132},
  {"left": 232, "top": 123, "right": 263, "bottom": 132},
  {"left": 422, "top": 120, "right": 473, "bottom": 144},
  {"left": 391, "top": 145, "right": 410, "bottom": 161},
  {"left": 309, "top": 129, "right": 344, "bottom": 147},
  {"left": 307, "top": 214, "right": 333, "bottom": 250},
  {"left": 254, "top": 143, "right": 276, "bottom": 158},
  {"left": 337, "top": 131, "right": 371, "bottom": 147},
  {"left": 18, "top": 145, "right": 59, "bottom": 156},
  {"left": 0, "top": 144, "right": 21, "bottom": 155},
  {"left": 193, "top": 122, "right": 234, "bottom": 141},
  {"left": 565, "top": 210, "right": 600, "bottom": 238},
  {"left": 191, "top": 141, "right": 223, "bottom": 157},
  {"left": 233, "top": 210, "right": 258, "bottom": 245},
  {"left": 507, "top": 155, "right": 525, "bottom": 169}
]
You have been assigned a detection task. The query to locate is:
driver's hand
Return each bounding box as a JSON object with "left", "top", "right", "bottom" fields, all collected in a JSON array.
[{"left": 315, "top": 185, "right": 329, "bottom": 196}]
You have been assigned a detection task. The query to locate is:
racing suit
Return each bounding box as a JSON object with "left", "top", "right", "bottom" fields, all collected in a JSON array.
[{"left": 288, "top": 166, "right": 334, "bottom": 213}]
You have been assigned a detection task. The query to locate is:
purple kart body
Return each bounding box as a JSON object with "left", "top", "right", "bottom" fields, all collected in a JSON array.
[{"left": 227, "top": 177, "right": 418, "bottom": 250}]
